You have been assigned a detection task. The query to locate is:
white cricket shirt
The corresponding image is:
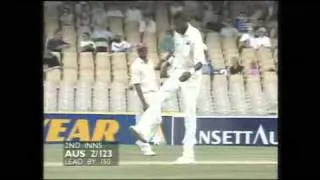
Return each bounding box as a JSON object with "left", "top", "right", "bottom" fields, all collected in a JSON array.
[
  {"left": 170, "top": 23, "right": 206, "bottom": 74},
  {"left": 131, "top": 57, "right": 159, "bottom": 93}
]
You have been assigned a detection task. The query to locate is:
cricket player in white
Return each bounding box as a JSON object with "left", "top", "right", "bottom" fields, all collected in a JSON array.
[
  {"left": 131, "top": 45, "right": 160, "bottom": 156},
  {"left": 130, "top": 12, "right": 205, "bottom": 163}
]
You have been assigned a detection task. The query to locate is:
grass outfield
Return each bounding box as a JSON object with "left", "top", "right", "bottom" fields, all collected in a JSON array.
[{"left": 44, "top": 144, "right": 278, "bottom": 179}]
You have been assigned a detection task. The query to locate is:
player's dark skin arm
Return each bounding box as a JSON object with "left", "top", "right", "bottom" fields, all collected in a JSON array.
[
  {"left": 133, "top": 83, "right": 149, "bottom": 111},
  {"left": 160, "top": 61, "right": 170, "bottom": 78},
  {"left": 179, "top": 62, "right": 203, "bottom": 82}
]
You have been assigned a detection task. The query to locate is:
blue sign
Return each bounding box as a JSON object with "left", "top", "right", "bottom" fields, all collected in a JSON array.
[{"left": 172, "top": 117, "right": 277, "bottom": 146}]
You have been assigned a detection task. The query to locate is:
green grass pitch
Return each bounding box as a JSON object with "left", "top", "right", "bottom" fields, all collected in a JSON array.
[{"left": 44, "top": 144, "right": 277, "bottom": 179}]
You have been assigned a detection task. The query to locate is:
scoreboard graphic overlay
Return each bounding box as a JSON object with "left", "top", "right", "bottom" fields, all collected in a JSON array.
[{"left": 63, "top": 141, "right": 119, "bottom": 166}]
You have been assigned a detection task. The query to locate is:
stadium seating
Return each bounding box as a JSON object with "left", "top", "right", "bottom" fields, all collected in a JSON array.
[
  {"left": 62, "top": 52, "right": 77, "bottom": 69},
  {"left": 109, "top": 82, "right": 127, "bottom": 112},
  {"left": 224, "top": 48, "right": 240, "bottom": 66},
  {"left": 163, "top": 92, "right": 180, "bottom": 112},
  {"left": 245, "top": 75, "right": 267, "bottom": 115},
  {"left": 45, "top": 20, "right": 59, "bottom": 39},
  {"left": 79, "top": 52, "right": 94, "bottom": 82},
  {"left": 197, "top": 75, "right": 214, "bottom": 114},
  {"left": 46, "top": 69, "right": 61, "bottom": 83},
  {"left": 95, "top": 53, "right": 111, "bottom": 84},
  {"left": 127, "top": 88, "right": 142, "bottom": 113},
  {"left": 44, "top": 2, "right": 278, "bottom": 115},
  {"left": 92, "top": 82, "right": 109, "bottom": 112},
  {"left": 58, "top": 82, "right": 75, "bottom": 111},
  {"left": 229, "top": 74, "right": 248, "bottom": 114},
  {"left": 144, "top": 32, "right": 157, "bottom": 53},
  {"left": 262, "top": 71, "right": 277, "bottom": 114},
  {"left": 273, "top": 49, "right": 278, "bottom": 64},
  {"left": 44, "top": 81, "right": 58, "bottom": 111},
  {"left": 62, "top": 26, "right": 77, "bottom": 51},
  {"left": 109, "top": 17, "right": 124, "bottom": 36},
  {"left": 75, "top": 82, "right": 92, "bottom": 111},
  {"left": 155, "top": 6, "right": 169, "bottom": 35},
  {"left": 241, "top": 48, "right": 256, "bottom": 68},
  {"left": 256, "top": 48, "right": 275, "bottom": 70},
  {"left": 148, "top": 52, "right": 160, "bottom": 66},
  {"left": 212, "top": 75, "right": 231, "bottom": 114}
]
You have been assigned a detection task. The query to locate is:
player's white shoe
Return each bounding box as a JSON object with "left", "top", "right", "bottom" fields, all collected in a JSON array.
[
  {"left": 136, "top": 141, "right": 156, "bottom": 156},
  {"left": 129, "top": 126, "right": 148, "bottom": 143},
  {"left": 151, "top": 136, "right": 162, "bottom": 145},
  {"left": 173, "top": 156, "right": 195, "bottom": 164}
]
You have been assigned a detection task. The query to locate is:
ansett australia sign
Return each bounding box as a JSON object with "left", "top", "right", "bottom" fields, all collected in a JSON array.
[
  {"left": 171, "top": 117, "right": 277, "bottom": 146},
  {"left": 198, "top": 125, "right": 278, "bottom": 145}
]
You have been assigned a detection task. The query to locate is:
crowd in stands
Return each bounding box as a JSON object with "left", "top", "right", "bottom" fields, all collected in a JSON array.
[
  {"left": 44, "top": 1, "right": 277, "bottom": 75},
  {"left": 44, "top": 1, "right": 278, "bottom": 115}
]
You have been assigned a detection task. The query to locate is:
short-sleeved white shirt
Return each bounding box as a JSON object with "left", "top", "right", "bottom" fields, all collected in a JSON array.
[
  {"left": 131, "top": 58, "right": 159, "bottom": 93},
  {"left": 170, "top": 23, "right": 206, "bottom": 73}
]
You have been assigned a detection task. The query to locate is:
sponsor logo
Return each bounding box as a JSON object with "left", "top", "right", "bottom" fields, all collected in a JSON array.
[
  {"left": 198, "top": 125, "right": 278, "bottom": 145},
  {"left": 44, "top": 119, "right": 120, "bottom": 142}
]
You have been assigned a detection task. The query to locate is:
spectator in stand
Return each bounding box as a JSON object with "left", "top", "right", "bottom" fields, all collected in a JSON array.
[
  {"left": 79, "top": 32, "right": 96, "bottom": 52},
  {"left": 125, "top": 5, "right": 143, "bottom": 23},
  {"left": 220, "top": 19, "right": 239, "bottom": 39},
  {"left": 44, "top": 1, "right": 63, "bottom": 18},
  {"left": 254, "top": 18, "right": 266, "bottom": 30},
  {"left": 202, "top": 5, "right": 219, "bottom": 29},
  {"left": 75, "top": 1, "right": 91, "bottom": 16},
  {"left": 234, "top": 11, "right": 249, "bottom": 33},
  {"left": 184, "top": 0, "right": 200, "bottom": 19},
  {"left": 254, "top": 27, "right": 272, "bottom": 49},
  {"left": 43, "top": 50, "right": 61, "bottom": 72},
  {"left": 139, "top": 15, "right": 156, "bottom": 42},
  {"left": 47, "top": 29, "right": 70, "bottom": 52},
  {"left": 106, "top": 5, "right": 124, "bottom": 19},
  {"left": 247, "top": 60, "right": 260, "bottom": 76},
  {"left": 205, "top": 9, "right": 223, "bottom": 32},
  {"left": 160, "top": 29, "right": 175, "bottom": 53},
  {"left": 238, "top": 26, "right": 255, "bottom": 49},
  {"left": 91, "top": 25, "right": 113, "bottom": 52},
  {"left": 268, "top": 20, "right": 277, "bottom": 39},
  {"left": 156, "top": 29, "right": 175, "bottom": 70},
  {"left": 111, "top": 34, "right": 134, "bottom": 53},
  {"left": 266, "top": 1, "right": 277, "bottom": 21},
  {"left": 169, "top": 2, "right": 184, "bottom": 16},
  {"left": 221, "top": 8, "right": 230, "bottom": 22},
  {"left": 229, "top": 57, "right": 244, "bottom": 75},
  {"left": 92, "top": 7, "right": 108, "bottom": 28},
  {"left": 77, "top": 12, "right": 91, "bottom": 35},
  {"left": 59, "top": 6, "right": 73, "bottom": 26}
]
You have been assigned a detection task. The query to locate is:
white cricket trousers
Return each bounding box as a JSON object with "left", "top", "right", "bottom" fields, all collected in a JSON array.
[
  {"left": 135, "top": 70, "right": 202, "bottom": 156},
  {"left": 135, "top": 91, "right": 162, "bottom": 143}
]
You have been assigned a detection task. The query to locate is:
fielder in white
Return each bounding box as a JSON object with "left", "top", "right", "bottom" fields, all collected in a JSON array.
[
  {"left": 130, "top": 12, "right": 206, "bottom": 164},
  {"left": 130, "top": 45, "right": 161, "bottom": 156}
]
